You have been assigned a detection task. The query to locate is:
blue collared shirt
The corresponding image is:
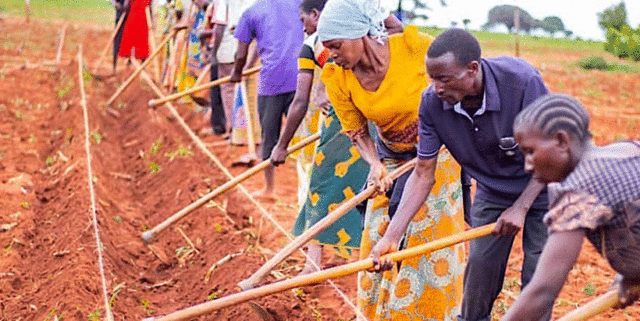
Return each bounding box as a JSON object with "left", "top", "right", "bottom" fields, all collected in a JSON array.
[{"left": 418, "top": 56, "right": 549, "bottom": 207}]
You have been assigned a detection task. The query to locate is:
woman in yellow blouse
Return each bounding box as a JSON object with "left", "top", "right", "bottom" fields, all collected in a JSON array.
[{"left": 317, "top": 0, "right": 465, "bottom": 320}]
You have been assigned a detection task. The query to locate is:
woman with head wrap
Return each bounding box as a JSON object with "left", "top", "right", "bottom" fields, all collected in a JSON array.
[
  {"left": 318, "top": 0, "right": 465, "bottom": 319},
  {"left": 269, "top": 0, "right": 402, "bottom": 275}
]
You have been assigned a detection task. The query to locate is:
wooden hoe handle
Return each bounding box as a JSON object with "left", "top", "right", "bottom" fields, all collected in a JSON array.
[
  {"left": 237, "top": 159, "right": 417, "bottom": 291},
  {"left": 148, "top": 66, "right": 261, "bottom": 107},
  {"left": 144, "top": 223, "right": 496, "bottom": 321},
  {"left": 141, "top": 133, "right": 320, "bottom": 243},
  {"left": 557, "top": 286, "right": 640, "bottom": 321},
  {"left": 106, "top": 29, "right": 177, "bottom": 106}
]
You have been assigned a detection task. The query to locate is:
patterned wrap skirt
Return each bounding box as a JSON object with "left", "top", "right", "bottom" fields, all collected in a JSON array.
[
  {"left": 291, "top": 106, "right": 370, "bottom": 252},
  {"left": 358, "top": 149, "right": 465, "bottom": 321}
]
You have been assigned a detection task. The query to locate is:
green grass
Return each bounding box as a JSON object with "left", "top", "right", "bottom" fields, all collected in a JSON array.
[
  {"left": 420, "top": 26, "right": 604, "bottom": 53},
  {"left": 419, "top": 26, "right": 639, "bottom": 73},
  {"left": 1, "top": 0, "right": 114, "bottom": 25}
]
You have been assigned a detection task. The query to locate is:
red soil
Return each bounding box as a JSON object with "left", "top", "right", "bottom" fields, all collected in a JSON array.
[{"left": 0, "top": 17, "right": 638, "bottom": 321}]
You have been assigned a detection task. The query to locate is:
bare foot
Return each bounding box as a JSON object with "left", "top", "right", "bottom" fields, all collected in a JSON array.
[
  {"left": 232, "top": 153, "right": 258, "bottom": 167},
  {"left": 251, "top": 188, "right": 277, "bottom": 201},
  {"left": 299, "top": 244, "right": 322, "bottom": 276}
]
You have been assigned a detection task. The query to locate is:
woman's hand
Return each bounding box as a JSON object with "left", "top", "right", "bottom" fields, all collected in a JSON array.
[
  {"left": 369, "top": 235, "right": 400, "bottom": 272},
  {"left": 269, "top": 144, "right": 287, "bottom": 166},
  {"left": 229, "top": 68, "right": 242, "bottom": 83},
  {"left": 312, "top": 88, "right": 331, "bottom": 115},
  {"left": 368, "top": 162, "right": 392, "bottom": 196},
  {"left": 612, "top": 274, "right": 640, "bottom": 308}
]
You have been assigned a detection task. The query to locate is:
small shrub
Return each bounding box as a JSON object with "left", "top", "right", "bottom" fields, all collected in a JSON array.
[
  {"left": 578, "top": 56, "right": 633, "bottom": 72},
  {"left": 87, "top": 309, "right": 100, "bottom": 321},
  {"left": 582, "top": 282, "right": 596, "bottom": 296},
  {"left": 578, "top": 56, "right": 609, "bottom": 70},
  {"left": 57, "top": 81, "right": 74, "bottom": 99},
  {"left": 150, "top": 139, "right": 162, "bottom": 155},
  {"left": 148, "top": 161, "right": 161, "bottom": 173},
  {"left": 90, "top": 130, "right": 103, "bottom": 144},
  {"left": 176, "top": 146, "right": 194, "bottom": 157},
  {"left": 46, "top": 156, "right": 57, "bottom": 166}
]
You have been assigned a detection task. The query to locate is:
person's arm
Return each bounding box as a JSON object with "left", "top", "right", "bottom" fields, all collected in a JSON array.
[
  {"left": 494, "top": 75, "right": 549, "bottom": 236},
  {"left": 347, "top": 129, "right": 393, "bottom": 194},
  {"left": 245, "top": 41, "right": 260, "bottom": 69},
  {"left": 321, "top": 64, "right": 389, "bottom": 191},
  {"left": 312, "top": 81, "right": 331, "bottom": 114},
  {"left": 493, "top": 178, "right": 546, "bottom": 236},
  {"left": 229, "top": 9, "right": 253, "bottom": 82},
  {"left": 197, "top": 28, "right": 214, "bottom": 44},
  {"left": 502, "top": 230, "right": 584, "bottom": 320},
  {"left": 230, "top": 40, "right": 249, "bottom": 82},
  {"left": 270, "top": 71, "right": 314, "bottom": 165},
  {"left": 207, "top": 23, "right": 226, "bottom": 64},
  {"left": 198, "top": 5, "right": 215, "bottom": 45},
  {"left": 370, "top": 156, "right": 438, "bottom": 270},
  {"left": 384, "top": 14, "right": 404, "bottom": 34}
]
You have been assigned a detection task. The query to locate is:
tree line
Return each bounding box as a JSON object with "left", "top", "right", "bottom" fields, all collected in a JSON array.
[{"left": 481, "top": 5, "right": 571, "bottom": 37}]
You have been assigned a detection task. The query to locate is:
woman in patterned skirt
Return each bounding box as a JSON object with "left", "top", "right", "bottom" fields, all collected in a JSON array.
[
  {"left": 270, "top": 0, "right": 374, "bottom": 274},
  {"left": 317, "top": 0, "right": 465, "bottom": 319}
]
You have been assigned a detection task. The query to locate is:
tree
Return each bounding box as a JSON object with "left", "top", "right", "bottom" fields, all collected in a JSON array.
[
  {"left": 597, "top": 1, "right": 628, "bottom": 32},
  {"left": 462, "top": 18, "right": 471, "bottom": 29},
  {"left": 396, "top": 0, "right": 447, "bottom": 22},
  {"left": 483, "top": 5, "right": 539, "bottom": 34},
  {"left": 540, "top": 16, "right": 565, "bottom": 37},
  {"left": 564, "top": 30, "right": 573, "bottom": 38}
]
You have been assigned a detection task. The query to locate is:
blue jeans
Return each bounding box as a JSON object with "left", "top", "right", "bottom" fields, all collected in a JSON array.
[{"left": 458, "top": 198, "right": 550, "bottom": 321}]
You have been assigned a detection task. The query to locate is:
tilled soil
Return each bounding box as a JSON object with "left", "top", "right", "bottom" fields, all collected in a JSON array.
[{"left": 0, "top": 16, "right": 639, "bottom": 321}]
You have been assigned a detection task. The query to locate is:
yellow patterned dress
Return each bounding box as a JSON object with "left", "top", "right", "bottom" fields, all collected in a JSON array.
[{"left": 322, "top": 26, "right": 465, "bottom": 321}]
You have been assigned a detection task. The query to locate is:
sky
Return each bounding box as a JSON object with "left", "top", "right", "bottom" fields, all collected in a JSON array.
[{"left": 381, "top": 0, "right": 640, "bottom": 41}]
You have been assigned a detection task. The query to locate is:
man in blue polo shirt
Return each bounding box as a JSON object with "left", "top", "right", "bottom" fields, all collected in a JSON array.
[{"left": 370, "top": 29, "right": 550, "bottom": 321}]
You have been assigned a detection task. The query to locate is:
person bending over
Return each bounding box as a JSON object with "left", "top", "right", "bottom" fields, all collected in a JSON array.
[{"left": 502, "top": 93, "right": 640, "bottom": 320}]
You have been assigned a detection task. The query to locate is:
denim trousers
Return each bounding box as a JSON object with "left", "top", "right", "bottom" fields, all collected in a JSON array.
[{"left": 458, "top": 198, "right": 550, "bottom": 321}]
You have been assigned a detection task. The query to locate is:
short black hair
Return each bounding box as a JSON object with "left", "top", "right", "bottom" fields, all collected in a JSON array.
[
  {"left": 514, "top": 93, "right": 591, "bottom": 143},
  {"left": 300, "top": 0, "right": 327, "bottom": 14},
  {"left": 427, "top": 28, "right": 482, "bottom": 67}
]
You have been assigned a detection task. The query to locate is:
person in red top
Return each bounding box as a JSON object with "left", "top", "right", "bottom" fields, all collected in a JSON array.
[{"left": 118, "top": 0, "right": 151, "bottom": 61}]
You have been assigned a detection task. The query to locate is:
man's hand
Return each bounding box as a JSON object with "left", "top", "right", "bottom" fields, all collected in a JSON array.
[
  {"left": 612, "top": 274, "right": 640, "bottom": 308},
  {"left": 369, "top": 235, "right": 400, "bottom": 272},
  {"left": 493, "top": 204, "right": 527, "bottom": 236},
  {"left": 229, "top": 69, "right": 242, "bottom": 83},
  {"left": 269, "top": 144, "right": 287, "bottom": 166},
  {"left": 367, "top": 162, "right": 392, "bottom": 196}
]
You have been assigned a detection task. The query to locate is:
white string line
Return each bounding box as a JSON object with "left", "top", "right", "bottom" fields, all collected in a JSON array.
[
  {"left": 136, "top": 68, "right": 366, "bottom": 320},
  {"left": 77, "top": 48, "right": 114, "bottom": 321}
]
